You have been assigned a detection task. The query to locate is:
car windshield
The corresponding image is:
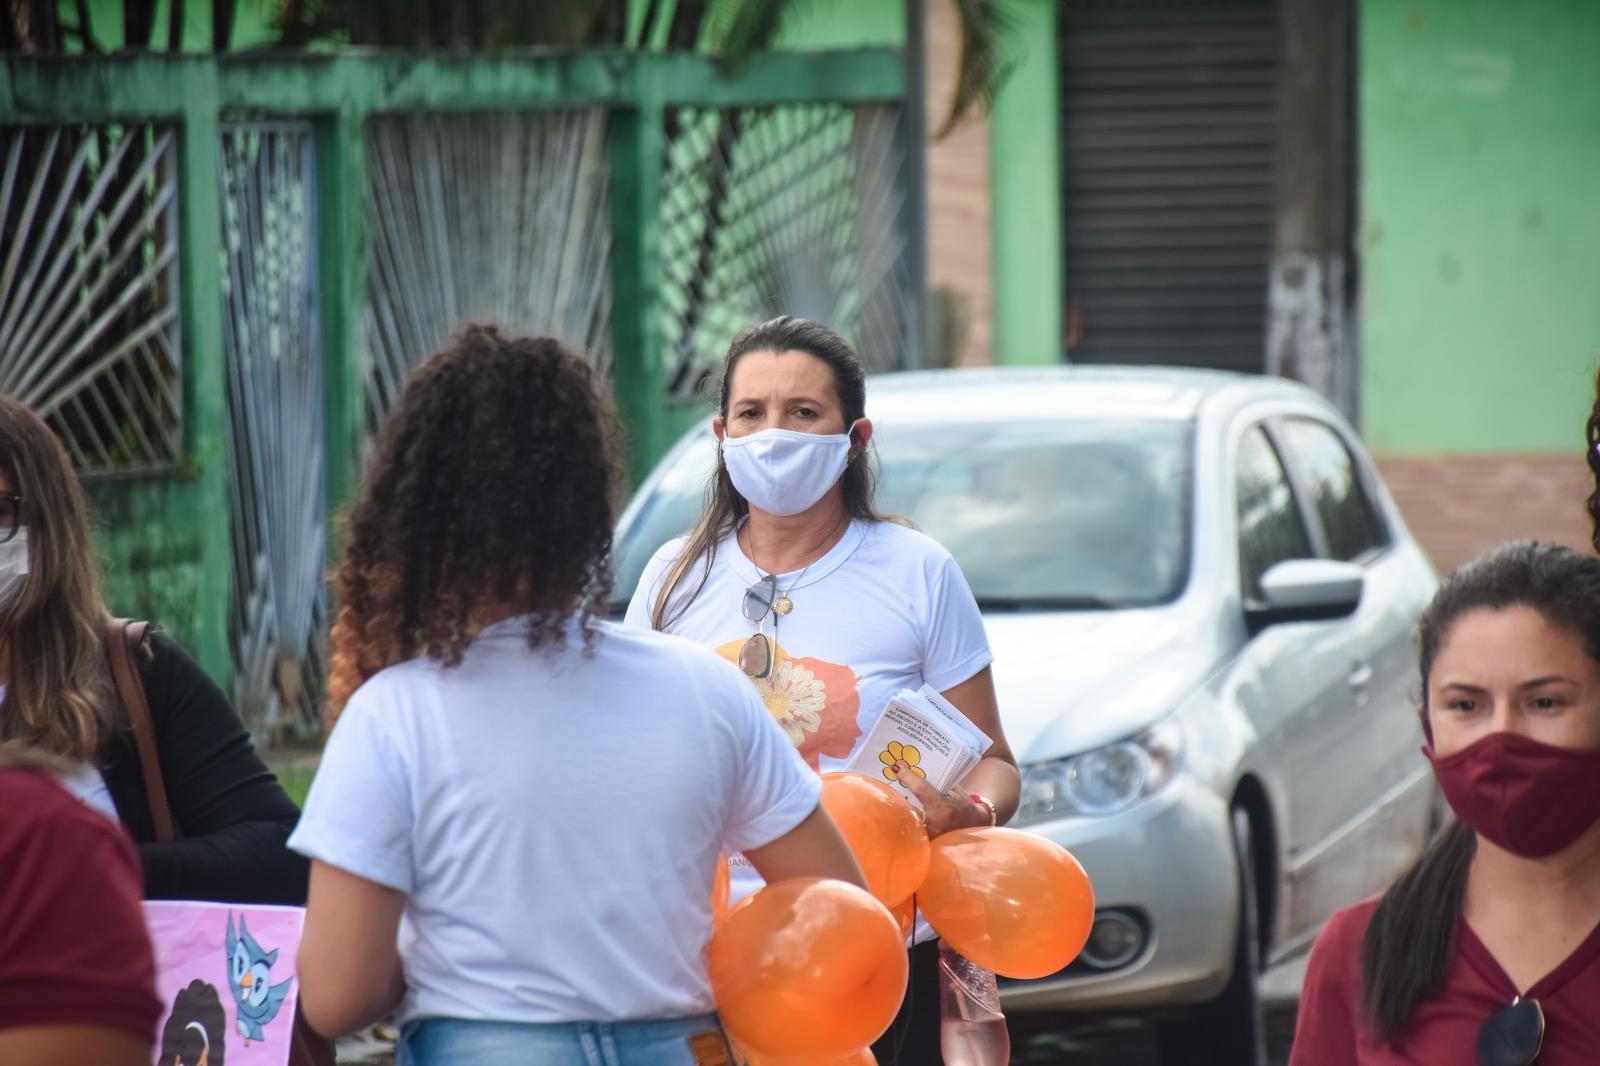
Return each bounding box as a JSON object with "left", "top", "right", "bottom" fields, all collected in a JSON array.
[{"left": 613, "top": 418, "right": 1194, "bottom": 611}]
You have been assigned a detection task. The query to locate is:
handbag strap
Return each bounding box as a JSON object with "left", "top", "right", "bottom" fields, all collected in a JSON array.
[{"left": 106, "top": 618, "right": 176, "bottom": 842}]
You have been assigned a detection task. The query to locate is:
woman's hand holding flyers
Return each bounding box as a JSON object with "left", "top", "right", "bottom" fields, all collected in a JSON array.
[{"left": 891, "top": 763, "right": 993, "bottom": 839}]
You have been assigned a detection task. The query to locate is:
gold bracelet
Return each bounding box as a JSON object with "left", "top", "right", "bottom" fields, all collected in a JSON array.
[{"left": 968, "top": 792, "right": 997, "bottom": 826}]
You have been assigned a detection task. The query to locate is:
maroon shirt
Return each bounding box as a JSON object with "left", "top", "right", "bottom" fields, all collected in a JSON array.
[
  {"left": 0, "top": 768, "right": 161, "bottom": 1041},
  {"left": 1292, "top": 897, "right": 1600, "bottom": 1064}
]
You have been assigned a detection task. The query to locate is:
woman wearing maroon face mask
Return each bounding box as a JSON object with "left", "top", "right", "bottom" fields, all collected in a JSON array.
[{"left": 1291, "top": 541, "right": 1600, "bottom": 1066}]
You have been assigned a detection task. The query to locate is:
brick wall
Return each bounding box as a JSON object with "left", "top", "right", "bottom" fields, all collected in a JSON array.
[
  {"left": 924, "top": 0, "right": 994, "bottom": 366},
  {"left": 1373, "top": 452, "right": 1594, "bottom": 577}
]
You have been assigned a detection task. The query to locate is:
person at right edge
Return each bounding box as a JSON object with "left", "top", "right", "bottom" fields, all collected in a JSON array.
[{"left": 1290, "top": 540, "right": 1600, "bottom": 1064}]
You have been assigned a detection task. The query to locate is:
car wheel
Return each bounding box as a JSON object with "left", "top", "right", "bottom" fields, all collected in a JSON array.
[{"left": 1154, "top": 807, "right": 1267, "bottom": 1066}]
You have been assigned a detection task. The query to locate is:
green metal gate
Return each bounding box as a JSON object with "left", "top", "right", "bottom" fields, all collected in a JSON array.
[{"left": 1, "top": 49, "right": 918, "bottom": 738}]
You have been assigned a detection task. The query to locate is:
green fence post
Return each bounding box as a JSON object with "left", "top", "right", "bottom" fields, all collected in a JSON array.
[
  {"left": 608, "top": 100, "right": 670, "bottom": 489},
  {"left": 318, "top": 106, "right": 367, "bottom": 530},
  {"left": 175, "top": 64, "right": 234, "bottom": 683},
  {"left": 990, "top": 0, "right": 1062, "bottom": 366}
]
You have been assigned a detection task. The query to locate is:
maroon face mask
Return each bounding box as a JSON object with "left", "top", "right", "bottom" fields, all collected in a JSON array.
[{"left": 1426, "top": 732, "right": 1600, "bottom": 859}]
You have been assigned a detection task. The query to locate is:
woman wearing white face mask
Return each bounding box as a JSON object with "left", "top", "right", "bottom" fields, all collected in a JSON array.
[
  {"left": 624, "top": 316, "right": 1020, "bottom": 1065},
  {"left": 0, "top": 395, "right": 306, "bottom": 905}
]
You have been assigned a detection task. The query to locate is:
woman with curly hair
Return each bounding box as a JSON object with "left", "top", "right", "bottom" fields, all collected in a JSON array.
[{"left": 289, "top": 325, "right": 863, "bottom": 1065}]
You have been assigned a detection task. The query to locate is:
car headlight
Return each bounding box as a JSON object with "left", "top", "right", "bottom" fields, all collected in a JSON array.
[{"left": 1014, "top": 715, "right": 1185, "bottom": 824}]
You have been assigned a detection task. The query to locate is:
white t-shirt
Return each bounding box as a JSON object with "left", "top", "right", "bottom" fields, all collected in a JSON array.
[
  {"left": 0, "top": 682, "right": 118, "bottom": 822},
  {"left": 56, "top": 763, "right": 120, "bottom": 822},
  {"left": 287, "top": 616, "right": 820, "bottom": 1025},
  {"left": 624, "top": 519, "right": 993, "bottom": 904}
]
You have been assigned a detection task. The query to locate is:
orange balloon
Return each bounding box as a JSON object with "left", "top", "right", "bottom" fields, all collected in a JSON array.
[
  {"left": 918, "top": 827, "right": 1095, "bottom": 979},
  {"left": 711, "top": 854, "right": 731, "bottom": 928},
  {"left": 709, "top": 877, "right": 908, "bottom": 1058},
  {"left": 819, "top": 773, "right": 930, "bottom": 907},
  {"left": 739, "top": 1047, "right": 878, "bottom": 1066},
  {"left": 891, "top": 894, "right": 915, "bottom": 940}
]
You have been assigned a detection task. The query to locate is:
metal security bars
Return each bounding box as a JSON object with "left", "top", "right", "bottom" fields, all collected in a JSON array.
[
  {"left": 658, "top": 102, "right": 913, "bottom": 400},
  {"left": 219, "top": 121, "right": 327, "bottom": 737},
  {"left": 0, "top": 50, "right": 913, "bottom": 694},
  {"left": 362, "top": 109, "right": 613, "bottom": 435},
  {"left": 0, "top": 123, "right": 183, "bottom": 472}
]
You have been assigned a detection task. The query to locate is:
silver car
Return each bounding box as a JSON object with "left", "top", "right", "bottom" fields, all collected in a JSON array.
[{"left": 612, "top": 366, "right": 1439, "bottom": 1060}]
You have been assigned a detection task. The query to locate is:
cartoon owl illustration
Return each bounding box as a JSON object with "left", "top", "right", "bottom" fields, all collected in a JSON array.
[{"left": 224, "top": 912, "right": 293, "bottom": 1044}]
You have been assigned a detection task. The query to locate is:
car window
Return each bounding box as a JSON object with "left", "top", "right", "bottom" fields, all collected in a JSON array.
[
  {"left": 1236, "top": 426, "right": 1313, "bottom": 605},
  {"left": 874, "top": 421, "right": 1192, "bottom": 606},
  {"left": 1276, "top": 418, "right": 1391, "bottom": 562},
  {"left": 611, "top": 433, "right": 720, "bottom": 607},
  {"left": 613, "top": 419, "right": 1194, "bottom": 611}
]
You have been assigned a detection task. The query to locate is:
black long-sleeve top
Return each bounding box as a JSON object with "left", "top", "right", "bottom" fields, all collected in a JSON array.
[{"left": 99, "top": 627, "right": 309, "bottom": 905}]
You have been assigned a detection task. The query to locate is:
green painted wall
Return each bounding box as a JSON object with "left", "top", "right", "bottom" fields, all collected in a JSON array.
[
  {"left": 92, "top": 475, "right": 226, "bottom": 665},
  {"left": 1361, "top": 0, "right": 1600, "bottom": 453},
  {"left": 989, "top": 0, "right": 1060, "bottom": 366}
]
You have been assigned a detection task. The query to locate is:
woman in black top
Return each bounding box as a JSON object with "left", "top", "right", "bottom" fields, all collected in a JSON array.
[{"left": 0, "top": 394, "right": 305, "bottom": 904}]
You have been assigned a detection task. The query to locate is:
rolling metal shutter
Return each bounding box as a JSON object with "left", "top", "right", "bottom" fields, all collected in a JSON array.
[{"left": 1060, "top": 0, "right": 1278, "bottom": 371}]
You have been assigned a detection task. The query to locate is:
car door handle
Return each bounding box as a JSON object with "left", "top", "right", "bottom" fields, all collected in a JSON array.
[{"left": 1348, "top": 663, "right": 1374, "bottom": 688}]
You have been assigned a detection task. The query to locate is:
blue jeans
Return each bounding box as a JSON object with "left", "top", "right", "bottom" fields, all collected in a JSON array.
[{"left": 398, "top": 1014, "right": 728, "bottom": 1066}]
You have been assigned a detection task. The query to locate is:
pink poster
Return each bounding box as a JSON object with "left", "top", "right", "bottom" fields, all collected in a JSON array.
[{"left": 143, "top": 901, "right": 305, "bottom": 1066}]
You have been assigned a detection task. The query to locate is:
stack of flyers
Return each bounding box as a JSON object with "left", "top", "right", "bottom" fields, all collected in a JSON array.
[{"left": 844, "top": 684, "right": 993, "bottom": 807}]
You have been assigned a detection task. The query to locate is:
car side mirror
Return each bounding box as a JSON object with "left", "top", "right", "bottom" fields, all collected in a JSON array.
[{"left": 1248, "top": 559, "right": 1364, "bottom": 631}]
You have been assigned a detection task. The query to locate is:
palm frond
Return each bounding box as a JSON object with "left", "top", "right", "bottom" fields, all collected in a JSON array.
[
  {"left": 713, "top": 0, "right": 803, "bottom": 68},
  {"left": 937, "top": 0, "right": 1018, "bottom": 139}
]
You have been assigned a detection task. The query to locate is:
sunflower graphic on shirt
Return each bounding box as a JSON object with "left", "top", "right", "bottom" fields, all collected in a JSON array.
[{"left": 715, "top": 639, "right": 861, "bottom": 771}]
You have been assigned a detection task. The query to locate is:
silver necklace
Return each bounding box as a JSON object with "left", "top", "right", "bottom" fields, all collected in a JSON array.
[{"left": 741, "top": 521, "right": 843, "bottom": 616}]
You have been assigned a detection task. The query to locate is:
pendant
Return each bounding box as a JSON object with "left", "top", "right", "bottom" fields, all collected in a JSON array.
[{"left": 773, "top": 595, "right": 794, "bottom": 616}]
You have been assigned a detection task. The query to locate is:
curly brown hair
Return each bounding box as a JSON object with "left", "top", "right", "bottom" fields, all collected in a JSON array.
[
  {"left": 1588, "top": 366, "right": 1600, "bottom": 553},
  {"left": 325, "top": 325, "right": 620, "bottom": 728}
]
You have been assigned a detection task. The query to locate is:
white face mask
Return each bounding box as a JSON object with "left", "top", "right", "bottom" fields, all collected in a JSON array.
[
  {"left": 721, "top": 424, "right": 858, "bottom": 517},
  {"left": 0, "top": 528, "right": 28, "bottom": 613}
]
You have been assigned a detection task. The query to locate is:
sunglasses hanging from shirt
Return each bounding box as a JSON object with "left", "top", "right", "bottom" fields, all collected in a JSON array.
[
  {"left": 740, "top": 575, "right": 778, "bottom": 679},
  {"left": 738, "top": 543, "right": 820, "bottom": 679},
  {"left": 1477, "top": 996, "right": 1544, "bottom": 1066}
]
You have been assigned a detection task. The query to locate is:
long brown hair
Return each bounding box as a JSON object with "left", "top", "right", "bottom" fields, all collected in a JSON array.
[
  {"left": 0, "top": 740, "right": 77, "bottom": 775},
  {"left": 0, "top": 395, "right": 117, "bottom": 761},
  {"left": 325, "top": 325, "right": 621, "bottom": 728},
  {"left": 650, "top": 316, "right": 888, "bottom": 630},
  {"left": 1360, "top": 541, "right": 1600, "bottom": 1038}
]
